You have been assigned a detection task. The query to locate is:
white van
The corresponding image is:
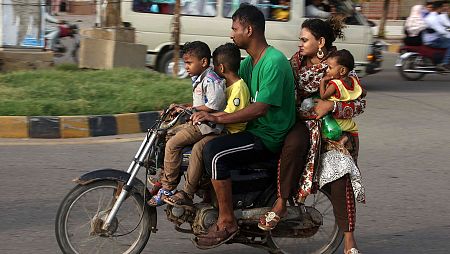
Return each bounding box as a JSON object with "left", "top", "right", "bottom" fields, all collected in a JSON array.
[{"left": 121, "top": 0, "right": 382, "bottom": 77}]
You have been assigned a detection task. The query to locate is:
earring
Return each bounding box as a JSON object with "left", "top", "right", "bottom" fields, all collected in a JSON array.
[{"left": 317, "top": 48, "right": 324, "bottom": 59}]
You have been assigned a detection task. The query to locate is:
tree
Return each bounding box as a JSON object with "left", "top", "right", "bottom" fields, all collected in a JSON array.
[
  {"left": 377, "top": 0, "right": 390, "bottom": 38},
  {"left": 172, "top": 0, "right": 181, "bottom": 77}
]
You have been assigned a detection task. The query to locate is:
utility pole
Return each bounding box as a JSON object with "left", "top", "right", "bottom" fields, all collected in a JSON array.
[
  {"left": 173, "top": 0, "right": 181, "bottom": 77},
  {"left": 377, "top": 0, "right": 390, "bottom": 38},
  {"left": 103, "top": 0, "right": 122, "bottom": 27}
]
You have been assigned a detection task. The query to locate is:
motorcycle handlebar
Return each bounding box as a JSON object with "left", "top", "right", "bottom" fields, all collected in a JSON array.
[
  {"left": 184, "top": 108, "right": 216, "bottom": 129},
  {"left": 162, "top": 106, "right": 216, "bottom": 129}
]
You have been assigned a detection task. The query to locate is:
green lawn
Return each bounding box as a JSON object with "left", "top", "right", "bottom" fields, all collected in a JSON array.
[{"left": 0, "top": 64, "right": 192, "bottom": 116}]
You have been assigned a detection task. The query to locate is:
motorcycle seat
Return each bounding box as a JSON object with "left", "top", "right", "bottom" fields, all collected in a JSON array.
[{"left": 401, "top": 45, "right": 446, "bottom": 59}]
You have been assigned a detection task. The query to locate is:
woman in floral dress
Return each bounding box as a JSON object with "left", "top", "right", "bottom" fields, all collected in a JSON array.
[{"left": 258, "top": 17, "right": 366, "bottom": 254}]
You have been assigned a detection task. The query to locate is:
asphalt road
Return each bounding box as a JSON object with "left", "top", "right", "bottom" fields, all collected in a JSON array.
[{"left": 0, "top": 53, "right": 449, "bottom": 254}]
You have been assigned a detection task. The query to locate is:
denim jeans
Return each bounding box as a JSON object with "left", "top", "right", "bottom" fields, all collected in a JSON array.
[{"left": 429, "top": 37, "right": 450, "bottom": 64}]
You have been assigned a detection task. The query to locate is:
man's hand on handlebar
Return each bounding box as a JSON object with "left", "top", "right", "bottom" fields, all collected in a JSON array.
[{"left": 190, "top": 111, "right": 218, "bottom": 126}]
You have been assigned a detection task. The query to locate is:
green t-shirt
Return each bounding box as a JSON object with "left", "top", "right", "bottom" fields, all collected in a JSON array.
[{"left": 239, "top": 46, "right": 296, "bottom": 152}]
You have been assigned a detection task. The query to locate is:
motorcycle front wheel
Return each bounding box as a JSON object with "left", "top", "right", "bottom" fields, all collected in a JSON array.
[
  {"left": 55, "top": 180, "right": 152, "bottom": 254},
  {"left": 398, "top": 54, "right": 427, "bottom": 81},
  {"left": 267, "top": 189, "right": 343, "bottom": 254}
]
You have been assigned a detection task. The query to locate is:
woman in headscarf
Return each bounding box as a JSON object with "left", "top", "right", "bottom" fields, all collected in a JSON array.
[{"left": 404, "top": 5, "right": 428, "bottom": 46}]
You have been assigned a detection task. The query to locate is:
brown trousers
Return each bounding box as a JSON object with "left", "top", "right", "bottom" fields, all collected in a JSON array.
[
  {"left": 161, "top": 123, "right": 217, "bottom": 194},
  {"left": 278, "top": 121, "right": 357, "bottom": 232}
]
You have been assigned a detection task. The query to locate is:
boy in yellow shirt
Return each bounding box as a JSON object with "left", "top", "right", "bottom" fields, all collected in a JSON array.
[{"left": 165, "top": 43, "right": 250, "bottom": 206}]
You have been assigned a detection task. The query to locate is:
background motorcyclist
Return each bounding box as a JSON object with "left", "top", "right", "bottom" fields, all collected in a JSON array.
[
  {"left": 404, "top": 5, "right": 428, "bottom": 46},
  {"left": 438, "top": 2, "right": 450, "bottom": 28},
  {"left": 44, "top": 12, "right": 64, "bottom": 52},
  {"left": 422, "top": 1, "right": 450, "bottom": 71}
]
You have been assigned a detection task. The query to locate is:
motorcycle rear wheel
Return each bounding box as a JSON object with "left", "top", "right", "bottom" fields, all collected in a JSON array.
[
  {"left": 267, "top": 189, "right": 343, "bottom": 254},
  {"left": 398, "top": 54, "right": 426, "bottom": 81},
  {"left": 55, "top": 180, "right": 152, "bottom": 254}
]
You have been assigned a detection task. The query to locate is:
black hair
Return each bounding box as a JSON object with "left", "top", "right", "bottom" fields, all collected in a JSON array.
[
  {"left": 301, "top": 16, "right": 346, "bottom": 50},
  {"left": 231, "top": 3, "right": 265, "bottom": 33},
  {"left": 181, "top": 41, "right": 211, "bottom": 65},
  {"left": 432, "top": 1, "right": 444, "bottom": 9},
  {"left": 329, "top": 49, "right": 355, "bottom": 72},
  {"left": 212, "top": 43, "right": 241, "bottom": 74}
]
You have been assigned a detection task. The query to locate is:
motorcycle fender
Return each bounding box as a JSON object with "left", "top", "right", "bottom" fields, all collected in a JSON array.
[
  {"left": 73, "top": 169, "right": 157, "bottom": 230},
  {"left": 395, "top": 52, "right": 419, "bottom": 67}
]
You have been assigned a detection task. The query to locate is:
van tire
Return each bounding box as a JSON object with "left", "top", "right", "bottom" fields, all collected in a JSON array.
[{"left": 157, "top": 50, "right": 188, "bottom": 78}]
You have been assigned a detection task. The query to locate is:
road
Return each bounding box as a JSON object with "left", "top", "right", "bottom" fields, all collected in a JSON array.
[{"left": 0, "top": 53, "right": 449, "bottom": 254}]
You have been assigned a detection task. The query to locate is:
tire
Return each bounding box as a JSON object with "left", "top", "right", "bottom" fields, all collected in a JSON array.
[
  {"left": 55, "top": 180, "right": 152, "bottom": 254},
  {"left": 398, "top": 54, "right": 426, "bottom": 81},
  {"left": 267, "top": 189, "right": 343, "bottom": 254},
  {"left": 157, "top": 50, "right": 189, "bottom": 79}
]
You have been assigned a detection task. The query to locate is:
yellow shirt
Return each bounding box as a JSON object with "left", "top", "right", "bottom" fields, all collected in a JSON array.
[
  {"left": 224, "top": 79, "right": 250, "bottom": 134},
  {"left": 328, "top": 77, "right": 362, "bottom": 133},
  {"left": 328, "top": 76, "right": 363, "bottom": 102}
]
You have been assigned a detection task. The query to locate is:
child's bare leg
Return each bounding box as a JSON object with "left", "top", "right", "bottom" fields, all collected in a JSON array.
[{"left": 339, "top": 135, "right": 349, "bottom": 145}]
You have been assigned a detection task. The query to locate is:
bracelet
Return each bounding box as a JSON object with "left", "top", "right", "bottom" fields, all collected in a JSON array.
[{"left": 332, "top": 101, "right": 337, "bottom": 113}]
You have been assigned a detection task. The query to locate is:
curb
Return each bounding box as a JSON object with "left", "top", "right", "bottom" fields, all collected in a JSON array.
[
  {"left": 0, "top": 111, "right": 160, "bottom": 138},
  {"left": 386, "top": 44, "right": 401, "bottom": 53}
]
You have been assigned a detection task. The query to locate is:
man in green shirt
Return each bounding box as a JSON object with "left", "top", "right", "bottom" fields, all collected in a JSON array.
[{"left": 191, "top": 3, "right": 296, "bottom": 248}]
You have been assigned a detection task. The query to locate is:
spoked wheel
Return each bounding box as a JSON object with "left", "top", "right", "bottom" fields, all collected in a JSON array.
[
  {"left": 398, "top": 54, "right": 427, "bottom": 81},
  {"left": 267, "top": 189, "right": 343, "bottom": 254},
  {"left": 55, "top": 180, "right": 152, "bottom": 254}
]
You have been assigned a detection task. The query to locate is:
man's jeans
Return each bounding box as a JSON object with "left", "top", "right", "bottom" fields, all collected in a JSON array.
[{"left": 429, "top": 37, "right": 450, "bottom": 65}]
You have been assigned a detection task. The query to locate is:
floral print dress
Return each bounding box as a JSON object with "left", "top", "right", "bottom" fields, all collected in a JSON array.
[{"left": 290, "top": 50, "right": 366, "bottom": 203}]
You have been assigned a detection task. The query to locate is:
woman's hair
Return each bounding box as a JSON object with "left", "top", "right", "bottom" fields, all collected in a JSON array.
[
  {"left": 232, "top": 3, "right": 265, "bottom": 33},
  {"left": 329, "top": 49, "right": 355, "bottom": 72},
  {"left": 212, "top": 43, "right": 241, "bottom": 74},
  {"left": 301, "top": 16, "right": 346, "bottom": 50},
  {"left": 182, "top": 41, "right": 211, "bottom": 65}
]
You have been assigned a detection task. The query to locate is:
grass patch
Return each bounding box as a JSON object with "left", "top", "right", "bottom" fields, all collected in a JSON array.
[{"left": 0, "top": 65, "right": 192, "bottom": 116}]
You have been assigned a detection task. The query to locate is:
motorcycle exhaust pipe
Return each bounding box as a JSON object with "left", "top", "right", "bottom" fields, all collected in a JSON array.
[{"left": 402, "top": 69, "right": 438, "bottom": 73}]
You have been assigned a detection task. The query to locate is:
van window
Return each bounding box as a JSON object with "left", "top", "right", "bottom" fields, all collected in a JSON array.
[
  {"left": 132, "top": 0, "right": 217, "bottom": 17},
  {"left": 304, "top": 0, "right": 365, "bottom": 25},
  {"left": 222, "top": 0, "right": 291, "bottom": 22}
]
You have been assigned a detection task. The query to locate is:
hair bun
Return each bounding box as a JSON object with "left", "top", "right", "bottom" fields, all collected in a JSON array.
[{"left": 326, "top": 15, "right": 346, "bottom": 40}]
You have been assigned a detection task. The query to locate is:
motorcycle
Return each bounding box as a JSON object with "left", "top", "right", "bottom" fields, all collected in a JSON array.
[
  {"left": 45, "top": 21, "right": 80, "bottom": 62},
  {"left": 55, "top": 107, "right": 343, "bottom": 254},
  {"left": 396, "top": 44, "right": 448, "bottom": 81}
]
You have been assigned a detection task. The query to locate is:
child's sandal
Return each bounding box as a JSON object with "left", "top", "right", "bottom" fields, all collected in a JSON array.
[
  {"left": 164, "top": 190, "right": 194, "bottom": 207},
  {"left": 148, "top": 188, "right": 176, "bottom": 207}
]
